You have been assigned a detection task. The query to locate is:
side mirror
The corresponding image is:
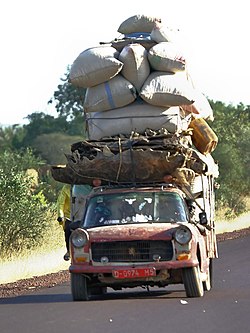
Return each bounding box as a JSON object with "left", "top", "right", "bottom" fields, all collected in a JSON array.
[
  {"left": 199, "top": 212, "right": 208, "bottom": 225},
  {"left": 214, "top": 182, "right": 220, "bottom": 190}
]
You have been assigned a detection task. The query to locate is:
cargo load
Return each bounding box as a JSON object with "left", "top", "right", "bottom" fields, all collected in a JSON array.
[{"left": 55, "top": 13, "right": 218, "bottom": 187}]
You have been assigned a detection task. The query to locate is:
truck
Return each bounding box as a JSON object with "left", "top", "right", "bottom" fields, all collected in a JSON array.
[
  {"left": 51, "top": 133, "right": 219, "bottom": 301},
  {"left": 51, "top": 14, "right": 219, "bottom": 300}
]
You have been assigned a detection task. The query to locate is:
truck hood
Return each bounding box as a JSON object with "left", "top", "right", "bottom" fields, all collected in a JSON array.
[{"left": 86, "top": 223, "right": 181, "bottom": 242}]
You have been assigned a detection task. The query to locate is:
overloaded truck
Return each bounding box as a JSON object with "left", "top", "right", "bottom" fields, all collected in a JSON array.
[{"left": 51, "top": 14, "right": 219, "bottom": 300}]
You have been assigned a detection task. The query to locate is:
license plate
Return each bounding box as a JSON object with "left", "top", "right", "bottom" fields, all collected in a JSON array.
[{"left": 112, "top": 267, "right": 156, "bottom": 279}]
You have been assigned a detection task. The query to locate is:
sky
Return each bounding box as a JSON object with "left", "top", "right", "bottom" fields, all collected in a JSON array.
[{"left": 0, "top": 0, "right": 249, "bottom": 126}]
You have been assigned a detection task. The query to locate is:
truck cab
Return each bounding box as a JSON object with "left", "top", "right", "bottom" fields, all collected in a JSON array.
[{"left": 69, "top": 176, "right": 217, "bottom": 301}]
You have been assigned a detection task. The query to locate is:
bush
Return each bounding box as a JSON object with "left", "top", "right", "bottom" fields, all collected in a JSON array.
[{"left": 0, "top": 149, "right": 54, "bottom": 257}]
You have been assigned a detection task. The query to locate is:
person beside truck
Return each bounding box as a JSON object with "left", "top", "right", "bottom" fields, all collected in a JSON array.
[
  {"left": 56, "top": 184, "right": 71, "bottom": 261},
  {"left": 57, "top": 183, "right": 92, "bottom": 261}
]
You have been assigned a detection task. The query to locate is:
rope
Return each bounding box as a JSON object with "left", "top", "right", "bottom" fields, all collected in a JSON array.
[{"left": 115, "top": 138, "right": 123, "bottom": 182}]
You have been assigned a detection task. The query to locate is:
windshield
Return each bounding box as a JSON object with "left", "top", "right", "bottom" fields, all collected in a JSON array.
[{"left": 84, "top": 191, "right": 188, "bottom": 228}]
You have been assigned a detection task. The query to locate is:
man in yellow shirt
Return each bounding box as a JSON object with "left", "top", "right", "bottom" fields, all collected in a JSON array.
[{"left": 57, "top": 184, "right": 71, "bottom": 261}]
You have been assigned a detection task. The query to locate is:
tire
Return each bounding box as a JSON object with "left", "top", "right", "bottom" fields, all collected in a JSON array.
[
  {"left": 182, "top": 266, "right": 204, "bottom": 297},
  {"left": 70, "top": 273, "right": 90, "bottom": 301},
  {"left": 90, "top": 286, "right": 107, "bottom": 296},
  {"left": 209, "top": 258, "right": 213, "bottom": 288},
  {"left": 203, "top": 259, "right": 212, "bottom": 291}
]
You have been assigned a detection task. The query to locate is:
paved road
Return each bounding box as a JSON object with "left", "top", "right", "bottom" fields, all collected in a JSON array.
[{"left": 1, "top": 235, "right": 250, "bottom": 333}]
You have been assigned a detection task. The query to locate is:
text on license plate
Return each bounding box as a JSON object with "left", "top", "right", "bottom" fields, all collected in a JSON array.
[{"left": 112, "top": 268, "right": 156, "bottom": 279}]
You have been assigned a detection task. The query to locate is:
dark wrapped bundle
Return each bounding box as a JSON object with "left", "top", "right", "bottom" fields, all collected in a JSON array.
[
  {"left": 51, "top": 132, "right": 208, "bottom": 185},
  {"left": 67, "top": 149, "right": 187, "bottom": 183},
  {"left": 51, "top": 165, "right": 90, "bottom": 185}
]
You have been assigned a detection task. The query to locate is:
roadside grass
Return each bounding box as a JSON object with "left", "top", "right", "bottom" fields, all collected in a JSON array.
[
  {"left": 0, "top": 221, "right": 68, "bottom": 284},
  {"left": 216, "top": 210, "right": 250, "bottom": 234},
  {"left": 215, "top": 198, "right": 250, "bottom": 233},
  {"left": 1, "top": 210, "right": 249, "bottom": 285}
]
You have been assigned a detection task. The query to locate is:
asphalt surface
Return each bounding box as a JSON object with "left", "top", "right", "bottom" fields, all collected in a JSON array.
[{"left": 0, "top": 235, "right": 250, "bottom": 333}]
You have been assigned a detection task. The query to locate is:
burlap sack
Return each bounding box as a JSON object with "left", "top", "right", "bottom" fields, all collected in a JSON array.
[
  {"left": 119, "top": 43, "right": 150, "bottom": 92},
  {"left": 69, "top": 46, "right": 123, "bottom": 88},
  {"left": 86, "top": 101, "right": 189, "bottom": 140},
  {"left": 118, "top": 14, "right": 161, "bottom": 34},
  {"left": 83, "top": 75, "right": 137, "bottom": 113},
  {"left": 148, "top": 42, "right": 186, "bottom": 73},
  {"left": 140, "top": 71, "right": 195, "bottom": 107},
  {"left": 181, "top": 89, "right": 214, "bottom": 121},
  {"left": 150, "top": 21, "right": 178, "bottom": 43}
]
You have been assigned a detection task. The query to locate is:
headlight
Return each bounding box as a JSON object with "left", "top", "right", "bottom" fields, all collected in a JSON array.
[
  {"left": 174, "top": 226, "right": 192, "bottom": 245},
  {"left": 71, "top": 229, "right": 89, "bottom": 248}
]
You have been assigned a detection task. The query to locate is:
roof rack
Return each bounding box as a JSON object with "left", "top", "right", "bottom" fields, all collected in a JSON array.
[{"left": 91, "top": 182, "right": 180, "bottom": 193}]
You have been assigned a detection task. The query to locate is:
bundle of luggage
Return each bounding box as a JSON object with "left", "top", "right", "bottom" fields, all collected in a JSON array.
[
  {"left": 51, "top": 14, "right": 218, "bottom": 185},
  {"left": 52, "top": 130, "right": 211, "bottom": 185}
]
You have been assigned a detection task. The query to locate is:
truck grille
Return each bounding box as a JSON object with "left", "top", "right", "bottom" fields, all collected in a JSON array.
[{"left": 91, "top": 240, "right": 173, "bottom": 263}]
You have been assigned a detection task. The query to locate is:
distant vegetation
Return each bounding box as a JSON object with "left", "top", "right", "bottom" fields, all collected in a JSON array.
[
  {"left": 209, "top": 100, "right": 250, "bottom": 217},
  {"left": 0, "top": 149, "right": 53, "bottom": 257},
  {"left": 0, "top": 70, "right": 249, "bottom": 257}
]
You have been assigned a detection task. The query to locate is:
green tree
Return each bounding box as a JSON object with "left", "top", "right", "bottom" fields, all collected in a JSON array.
[
  {"left": 210, "top": 101, "right": 250, "bottom": 216},
  {"left": 49, "top": 68, "right": 87, "bottom": 136},
  {"left": 49, "top": 67, "right": 86, "bottom": 119},
  {"left": 0, "top": 125, "right": 26, "bottom": 151},
  {"left": 18, "top": 112, "right": 71, "bottom": 149},
  {"left": 11, "top": 111, "right": 86, "bottom": 154},
  {"left": 32, "top": 133, "right": 84, "bottom": 165}
]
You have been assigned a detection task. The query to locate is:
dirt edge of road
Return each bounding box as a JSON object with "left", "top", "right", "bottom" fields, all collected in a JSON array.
[{"left": 1, "top": 227, "right": 250, "bottom": 299}]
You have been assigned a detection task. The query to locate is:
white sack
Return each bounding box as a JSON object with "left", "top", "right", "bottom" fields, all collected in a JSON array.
[
  {"left": 83, "top": 75, "right": 137, "bottom": 113},
  {"left": 118, "top": 14, "right": 161, "bottom": 34},
  {"left": 148, "top": 42, "right": 186, "bottom": 73},
  {"left": 69, "top": 46, "right": 123, "bottom": 88},
  {"left": 140, "top": 71, "right": 195, "bottom": 107},
  {"left": 150, "top": 22, "right": 178, "bottom": 43},
  {"left": 181, "top": 90, "right": 214, "bottom": 121},
  {"left": 87, "top": 100, "right": 190, "bottom": 140},
  {"left": 119, "top": 43, "right": 150, "bottom": 92}
]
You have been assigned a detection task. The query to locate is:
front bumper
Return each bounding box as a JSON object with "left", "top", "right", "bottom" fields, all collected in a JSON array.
[{"left": 69, "top": 259, "right": 199, "bottom": 274}]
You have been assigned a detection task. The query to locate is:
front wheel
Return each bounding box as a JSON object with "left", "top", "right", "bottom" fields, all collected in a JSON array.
[
  {"left": 71, "top": 273, "right": 90, "bottom": 301},
  {"left": 182, "top": 266, "right": 204, "bottom": 297}
]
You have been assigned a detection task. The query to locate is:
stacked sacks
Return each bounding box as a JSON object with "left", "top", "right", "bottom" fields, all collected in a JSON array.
[
  {"left": 69, "top": 14, "right": 217, "bottom": 154},
  {"left": 50, "top": 15, "right": 219, "bottom": 185},
  {"left": 149, "top": 19, "right": 215, "bottom": 122},
  {"left": 116, "top": 14, "right": 215, "bottom": 124}
]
